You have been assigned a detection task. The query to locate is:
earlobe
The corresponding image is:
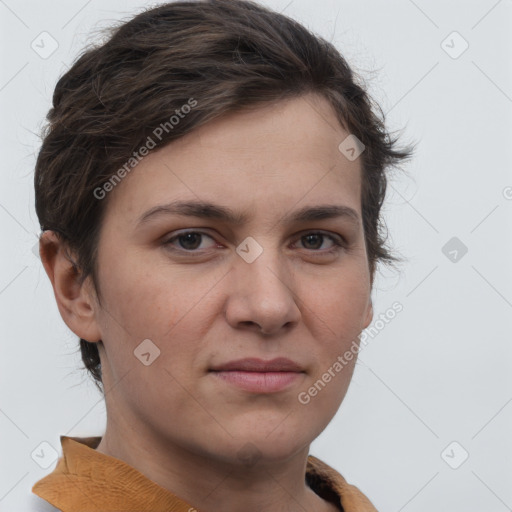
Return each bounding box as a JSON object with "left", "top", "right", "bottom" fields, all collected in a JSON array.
[
  {"left": 39, "top": 231, "right": 102, "bottom": 343},
  {"left": 363, "top": 298, "right": 373, "bottom": 330}
]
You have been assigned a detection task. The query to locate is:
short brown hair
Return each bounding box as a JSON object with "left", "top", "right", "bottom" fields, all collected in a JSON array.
[{"left": 34, "top": 0, "right": 412, "bottom": 393}]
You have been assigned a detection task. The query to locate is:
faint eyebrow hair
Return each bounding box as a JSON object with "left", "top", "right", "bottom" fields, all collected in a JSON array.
[{"left": 136, "top": 200, "right": 361, "bottom": 227}]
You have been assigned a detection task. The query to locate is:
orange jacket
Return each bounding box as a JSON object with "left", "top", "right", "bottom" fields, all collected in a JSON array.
[{"left": 32, "top": 436, "right": 378, "bottom": 511}]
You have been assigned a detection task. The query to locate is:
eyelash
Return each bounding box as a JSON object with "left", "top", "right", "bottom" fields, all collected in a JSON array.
[{"left": 162, "top": 230, "right": 346, "bottom": 256}]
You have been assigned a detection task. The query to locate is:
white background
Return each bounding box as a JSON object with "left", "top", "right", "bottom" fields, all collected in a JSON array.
[{"left": 1, "top": 0, "right": 511, "bottom": 510}]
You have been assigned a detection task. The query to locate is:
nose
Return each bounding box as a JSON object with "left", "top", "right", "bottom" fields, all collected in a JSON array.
[{"left": 224, "top": 245, "right": 301, "bottom": 336}]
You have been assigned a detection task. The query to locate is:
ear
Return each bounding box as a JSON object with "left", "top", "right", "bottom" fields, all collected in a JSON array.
[
  {"left": 39, "top": 231, "right": 102, "bottom": 343},
  {"left": 362, "top": 297, "right": 373, "bottom": 330}
]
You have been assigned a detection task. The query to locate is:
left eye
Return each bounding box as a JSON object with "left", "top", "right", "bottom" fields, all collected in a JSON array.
[
  {"left": 163, "top": 231, "right": 344, "bottom": 253},
  {"left": 294, "top": 232, "right": 343, "bottom": 251}
]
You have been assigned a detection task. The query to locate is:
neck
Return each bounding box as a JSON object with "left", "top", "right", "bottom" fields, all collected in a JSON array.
[{"left": 95, "top": 420, "right": 338, "bottom": 512}]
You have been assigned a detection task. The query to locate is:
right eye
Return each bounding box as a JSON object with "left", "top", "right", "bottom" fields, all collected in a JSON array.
[{"left": 162, "top": 230, "right": 220, "bottom": 252}]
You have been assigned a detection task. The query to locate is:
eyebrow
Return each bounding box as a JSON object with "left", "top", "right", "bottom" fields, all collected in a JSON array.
[{"left": 136, "top": 200, "right": 360, "bottom": 227}]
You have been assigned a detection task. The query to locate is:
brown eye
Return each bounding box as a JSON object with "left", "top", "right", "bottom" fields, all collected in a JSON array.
[
  {"left": 295, "top": 232, "right": 344, "bottom": 253},
  {"left": 163, "top": 231, "right": 217, "bottom": 252}
]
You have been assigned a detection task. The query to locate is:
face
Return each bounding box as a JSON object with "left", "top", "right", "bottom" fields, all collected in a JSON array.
[{"left": 82, "top": 93, "right": 373, "bottom": 464}]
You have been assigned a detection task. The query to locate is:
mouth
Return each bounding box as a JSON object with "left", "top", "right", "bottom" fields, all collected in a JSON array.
[{"left": 209, "top": 357, "right": 305, "bottom": 393}]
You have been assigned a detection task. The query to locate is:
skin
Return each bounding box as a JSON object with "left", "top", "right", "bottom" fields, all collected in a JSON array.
[{"left": 40, "top": 93, "right": 373, "bottom": 512}]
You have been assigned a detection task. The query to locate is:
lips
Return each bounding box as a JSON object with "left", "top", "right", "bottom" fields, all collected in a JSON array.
[
  {"left": 209, "top": 357, "right": 304, "bottom": 373},
  {"left": 209, "top": 357, "right": 305, "bottom": 393}
]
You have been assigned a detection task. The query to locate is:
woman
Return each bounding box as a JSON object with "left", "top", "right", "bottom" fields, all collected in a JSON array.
[{"left": 31, "top": 1, "right": 411, "bottom": 510}]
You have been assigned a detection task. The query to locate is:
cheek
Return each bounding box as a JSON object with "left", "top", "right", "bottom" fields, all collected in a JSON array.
[
  {"left": 307, "top": 269, "right": 371, "bottom": 342},
  {"left": 298, "top": 287, "right": 365, "bottom": 427},
  {"left": 94, "top": 254, "right": 210, "bottom": 418},
  {"left": 300, "top": 269, "right": 369, "bottom": 406},
  {"left": 96, "top": 252, "right": 221, "bottom": 377},
  {"left": 97, "top": 253, "right": 189, "bottom": 338}
]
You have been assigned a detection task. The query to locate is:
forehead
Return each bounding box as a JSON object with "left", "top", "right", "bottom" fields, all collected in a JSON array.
[{"left": 103, "top": 93, "right": 363, "bottom": 225}]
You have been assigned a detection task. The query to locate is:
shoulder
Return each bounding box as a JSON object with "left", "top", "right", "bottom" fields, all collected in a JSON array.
[{"left": 307, "top": 455, "right": 378, "bottom": 512}]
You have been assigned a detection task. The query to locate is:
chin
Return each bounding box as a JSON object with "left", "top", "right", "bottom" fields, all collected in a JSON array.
[{"left": 225, "top": 425, "right": 313, "bottom": 465}]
